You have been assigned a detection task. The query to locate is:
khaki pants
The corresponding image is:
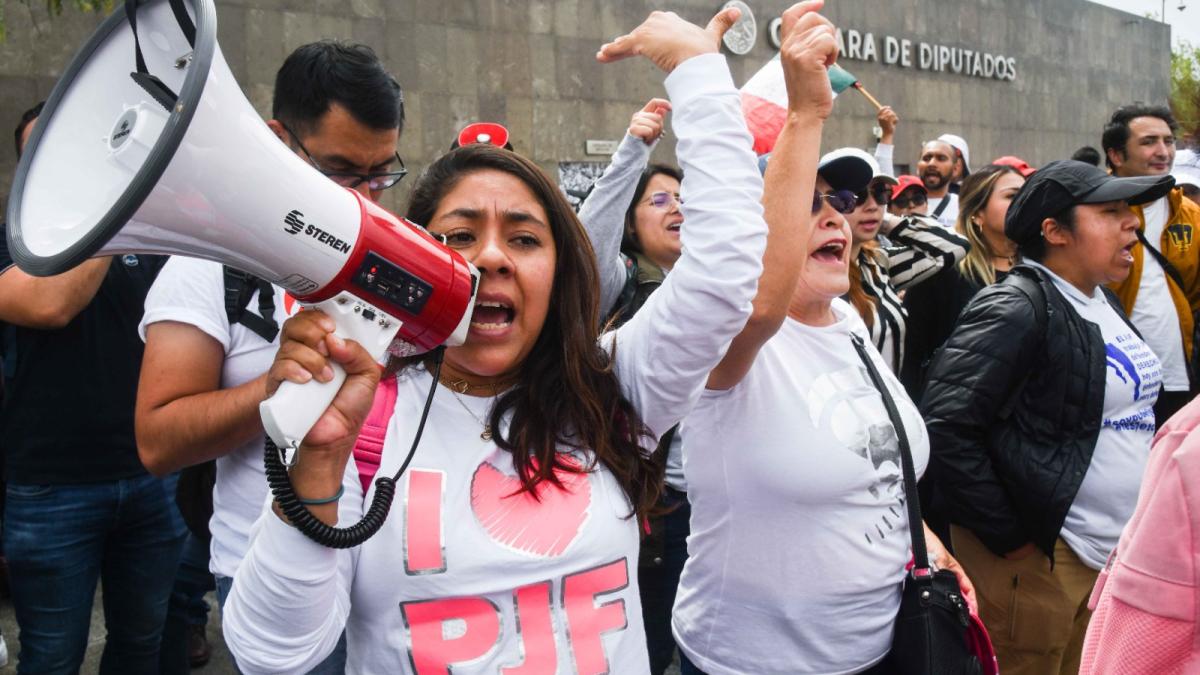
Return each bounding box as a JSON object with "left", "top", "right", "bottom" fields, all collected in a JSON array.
[{"left": 951, "top": 525, "right": 1098, "bottom": 675}]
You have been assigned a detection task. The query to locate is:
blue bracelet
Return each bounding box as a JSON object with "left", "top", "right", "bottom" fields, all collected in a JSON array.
[{"left": 298, "top": 485, "right": 344, "bottom": 505}]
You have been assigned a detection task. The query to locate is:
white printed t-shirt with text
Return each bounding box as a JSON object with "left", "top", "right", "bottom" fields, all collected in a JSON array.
[
  {"left": 1025, "top": 261, "right": 1162, "bottom": 570},
  {"left": 222, "top": 52, "right": 768, "bottom": 674},
  {"left": 674, "top": 300, "right": 930, "bottom": 675}
]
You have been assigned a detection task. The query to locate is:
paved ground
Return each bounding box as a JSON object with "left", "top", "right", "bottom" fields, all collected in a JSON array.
[
  {"left": 0, "top": 590, "right": 681, "bottom": 674},
  {"left": 0, "top": 590, "right": 236, "bottom": 675}
]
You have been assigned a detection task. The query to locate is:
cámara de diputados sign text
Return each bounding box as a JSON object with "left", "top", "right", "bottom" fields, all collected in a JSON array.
[{"left": 767, "top": 20, "right": 1018, "bottom": 83}]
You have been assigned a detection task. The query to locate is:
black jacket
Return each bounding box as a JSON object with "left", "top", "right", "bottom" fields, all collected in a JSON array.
[{"left": 920, "top": 265, "right": 1121, "bottom": 560}]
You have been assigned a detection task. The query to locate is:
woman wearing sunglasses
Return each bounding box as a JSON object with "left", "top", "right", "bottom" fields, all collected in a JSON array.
[
  {"left": 889, "top": 175, "right": 929, "bottom": 217},
  {"left": 823, "top": 149, "right": 968, "bottom": 373},
  {"left": 671, "top": 22, "right": 974, "bottom": 673}
]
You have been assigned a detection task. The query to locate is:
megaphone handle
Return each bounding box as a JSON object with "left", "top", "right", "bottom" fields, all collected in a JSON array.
[{"left": 259, "top": 293, "right": 400, "bottom": 452}]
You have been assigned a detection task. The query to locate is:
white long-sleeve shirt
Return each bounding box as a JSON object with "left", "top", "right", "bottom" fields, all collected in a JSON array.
[{"left": 223, "top": 52, "right": 766, "bottom": 674}]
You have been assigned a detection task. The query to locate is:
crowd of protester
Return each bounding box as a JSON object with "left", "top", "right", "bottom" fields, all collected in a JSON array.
[{"left": 2, "top": 2, "right": 1200, "bottom": 673}]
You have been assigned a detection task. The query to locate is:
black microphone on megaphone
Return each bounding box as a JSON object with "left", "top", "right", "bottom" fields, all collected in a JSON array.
[{"left": 6, "top": 0, "right": 479, "bottom": 546}]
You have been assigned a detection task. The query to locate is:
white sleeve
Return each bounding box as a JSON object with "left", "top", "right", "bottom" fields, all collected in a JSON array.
[
  {"left": 605, "top": 53, "right": 766, "bottom": 439},
  {"left": 139, "top": 256, "right": 231, "bottom": 348},
  {"left": 874, "top": 142, "right": 896, "bottom": 178},
  {"left": 578, "top": 133, "right": 655, "bottom": 317},
  {"left": 222, "top": 460, "right": 364, "bottom": 674}
]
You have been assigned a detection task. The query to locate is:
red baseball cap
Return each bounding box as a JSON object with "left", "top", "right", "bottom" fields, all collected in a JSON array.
[
  {"left": 992, "top": 156, "right": 1036, "bottom": 177},
  {"left": 891, "top": 175, "right": 928, "bottom": 200}
]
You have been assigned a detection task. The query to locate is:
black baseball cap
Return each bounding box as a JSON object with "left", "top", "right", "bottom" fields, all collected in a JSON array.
[{"left": 1005, "top": 160, "right": 1174, "bottom": 245}]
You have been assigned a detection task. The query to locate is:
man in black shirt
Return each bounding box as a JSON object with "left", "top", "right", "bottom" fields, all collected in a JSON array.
[{"left": 0, "top": 104, "right": 185, "bottom": 674}]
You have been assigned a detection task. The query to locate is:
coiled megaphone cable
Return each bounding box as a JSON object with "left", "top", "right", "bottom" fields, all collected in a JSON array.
[{"left": 264, "top": 347, "right": 445, "bottom": 548}]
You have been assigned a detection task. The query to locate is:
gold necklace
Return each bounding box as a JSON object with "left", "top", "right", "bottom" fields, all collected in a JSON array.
[{"left": 449, "top": 388, "right": 493, "bottom": 442}]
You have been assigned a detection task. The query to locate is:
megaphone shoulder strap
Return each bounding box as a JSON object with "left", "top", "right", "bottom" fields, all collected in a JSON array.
[{"left": 123, "top": 0, "right": 197, "bottom": 111}]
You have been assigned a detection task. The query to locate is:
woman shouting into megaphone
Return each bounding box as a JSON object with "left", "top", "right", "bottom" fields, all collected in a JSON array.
[{"left": 220, "top": 6, "right": 828, "bottom": 673}]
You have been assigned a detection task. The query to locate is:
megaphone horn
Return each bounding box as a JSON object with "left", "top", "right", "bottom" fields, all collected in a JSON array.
[{"left": 7, "top": 0, "right": 478, "bottom": 463}]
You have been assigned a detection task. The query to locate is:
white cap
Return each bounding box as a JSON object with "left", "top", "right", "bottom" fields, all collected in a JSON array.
[
  {"left": 1173, "top": 148, "right": 1200, "bottom": 189},
  {"left": 820, "top": 147, "right": 897, "bottom": 186},
  {"left": 937, "top": 133, "right": 971, "bottom": 176}
]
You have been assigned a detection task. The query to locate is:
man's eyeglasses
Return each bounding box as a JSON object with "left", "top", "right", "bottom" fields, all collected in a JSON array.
[
  {"left": 855, "top": 182, "right": 893, "bottom": 207},
  {"left": 892, "top": 192, "right": 928, "bottom": 210},
  {"left": 812, "top": 189, "right": 858, "bottom": 215},
  {"left": 279, "top": 122, "right": 407, "bottom": 192},
  {"left": 643, "top": 191, "right": 683, "bottom": 210}
]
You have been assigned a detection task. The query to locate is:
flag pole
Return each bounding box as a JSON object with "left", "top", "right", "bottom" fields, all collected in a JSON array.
[{"left": 852, "top": 83, "right": 884, "bottom": 111}]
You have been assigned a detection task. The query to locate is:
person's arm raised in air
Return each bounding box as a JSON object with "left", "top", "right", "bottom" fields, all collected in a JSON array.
[
  {"left": 135, "top": 258, "right": 271, "bottom": 475},
  {"left": 578, "top": 98, "right": 670, "bottom": 316},
  {"left": 594, "top": 6, "right": 764, "bottom": 439},
  {"left": 874, "top": 105, "right": 898, "bottom": 178},
  {"left": 706, "top": 1, "right": 838, "bottom": 390}
]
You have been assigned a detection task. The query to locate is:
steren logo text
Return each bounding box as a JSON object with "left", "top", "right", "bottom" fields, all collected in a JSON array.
[{"left": 283, "top": 210, "right": 351, "bottom": 254}]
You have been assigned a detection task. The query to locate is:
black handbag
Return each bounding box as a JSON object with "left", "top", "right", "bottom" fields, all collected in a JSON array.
[{"left": 851, "top": 334, "right": 982, "bottom": 675}]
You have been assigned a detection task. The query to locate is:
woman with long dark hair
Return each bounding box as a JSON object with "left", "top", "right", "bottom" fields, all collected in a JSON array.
[{"left": 221, "top": 8, "right": 796, "bottom": 672}]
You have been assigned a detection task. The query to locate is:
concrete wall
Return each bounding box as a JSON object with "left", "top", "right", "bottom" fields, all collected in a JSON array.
[{"left": 0, "top": 0, "right": 1170, "bottom": 217}]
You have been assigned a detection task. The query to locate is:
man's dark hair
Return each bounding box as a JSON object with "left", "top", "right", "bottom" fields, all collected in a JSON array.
[
  {"left": 1018, "top": 206, "right": 1076, "bottom": 263},
  {"left": 1101, "top": 104, "right": 1178, "bottom": 170},
  {"left": 14, "top": 101, "right": 45, "bottom": 159},
  {"left": 1070, "top": 146, "right": 1102, "bottom": 167},
  {"left": 273, "top": 40, "right": 404, "bottom": 137}
]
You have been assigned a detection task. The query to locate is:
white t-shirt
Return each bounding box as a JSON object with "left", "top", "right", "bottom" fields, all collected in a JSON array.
[
  {"left": 1028, "top": 263, "right": 1162, "bottom": 570},
  {"left": 926, "top": 192, "right": 959, "bottom": 229},
  {"left": 222, "top": 52, "right": 768, "bottom": 675},
  {"left": 1130, "top": 197, "right": 1189, "bottom": 391},
  {"left": 139, "top": 255, "right": 286, "bottom": 580},
  {"left": 674, "top": 300, "right": 930, "bottom": 675}
]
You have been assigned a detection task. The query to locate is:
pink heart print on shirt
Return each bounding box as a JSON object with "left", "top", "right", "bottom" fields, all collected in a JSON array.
[{"left": 470, "top": 457, "right": 592, "bottom": 557}]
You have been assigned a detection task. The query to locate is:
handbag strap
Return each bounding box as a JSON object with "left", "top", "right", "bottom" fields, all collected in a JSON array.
[
  {"left": 851, "top": 333, "right": 930, "bottom": 572},
  {"left": 1136, "top": 227, "right": 1186, "bottom": 291}
]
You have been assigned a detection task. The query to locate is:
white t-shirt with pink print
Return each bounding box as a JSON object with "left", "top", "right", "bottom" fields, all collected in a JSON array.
[{"left": 223, "top": 51, "right": 767, "bottom": 674}]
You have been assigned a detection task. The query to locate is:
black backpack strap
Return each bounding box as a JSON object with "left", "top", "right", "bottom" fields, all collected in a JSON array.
[
  {"left": 222, "top": 266, "right": 279, "bottom": 343},
  {"left": 930, "top": 193, "right": 952, "bottom": 220},
  {"left": 996, "top": 269, "right": 1049, "bottom": 420}
]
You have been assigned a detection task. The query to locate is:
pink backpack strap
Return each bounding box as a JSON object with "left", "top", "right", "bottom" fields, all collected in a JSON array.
[{"left": 353, "top": 374, "right": 398, "bottom": 494}]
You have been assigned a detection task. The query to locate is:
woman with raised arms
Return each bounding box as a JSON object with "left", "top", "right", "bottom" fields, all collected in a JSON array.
[{"left": 221, "top": 5, "right": 832, "bottom": 673}]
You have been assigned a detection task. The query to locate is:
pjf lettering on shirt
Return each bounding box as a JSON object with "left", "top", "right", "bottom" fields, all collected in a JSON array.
[
  {"left": 398, "top": 559, "right": 630, "bottom": 675},
  {"left": 398, "top": 467, "right": 629, "bottom": 673}
]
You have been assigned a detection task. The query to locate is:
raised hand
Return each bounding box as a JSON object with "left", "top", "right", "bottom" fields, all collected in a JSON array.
[
  {"left": 777, "top": 0, "right": 838, "bottom": 121},
  {"left": 596, "top": 7, "right": 741, "bottom": 73},
  {"left": 629, "top": 98, "right": 671, "bottom": 145},
  {"left": 878, "top": 105, "right": 899, "bottom": 143}
]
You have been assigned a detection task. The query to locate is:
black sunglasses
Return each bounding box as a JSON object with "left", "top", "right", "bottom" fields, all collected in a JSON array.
[
  {"left": 855, "top": 182, "right": 893, "bottom": 207},
  {"left": 280, "top": 122, "right": 408, "bottom": 192},
  {"left": 892, "top": 192, "right": 928, "bottom": 209},
  {"left": 812, "top": 189, "right": 859, "bottom": 215}
]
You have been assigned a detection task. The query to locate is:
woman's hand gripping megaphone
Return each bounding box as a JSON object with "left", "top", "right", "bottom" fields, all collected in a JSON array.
[{"left": 262, "top": 309, "right": 381, "bottom": 515}]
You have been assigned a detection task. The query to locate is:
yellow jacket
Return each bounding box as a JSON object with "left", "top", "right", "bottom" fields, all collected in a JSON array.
[{"left": 1109, "top": 188, "right": 1200, "bottom": 362}]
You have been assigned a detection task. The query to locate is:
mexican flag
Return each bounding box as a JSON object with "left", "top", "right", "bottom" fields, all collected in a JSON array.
[{"left": 740, "top": 59, "right": 858, "bottom": 155}]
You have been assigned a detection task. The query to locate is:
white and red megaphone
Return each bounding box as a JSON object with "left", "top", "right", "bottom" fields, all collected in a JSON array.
[{"left": 6, "top": 0, "right": 478, "bottom": 452}]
